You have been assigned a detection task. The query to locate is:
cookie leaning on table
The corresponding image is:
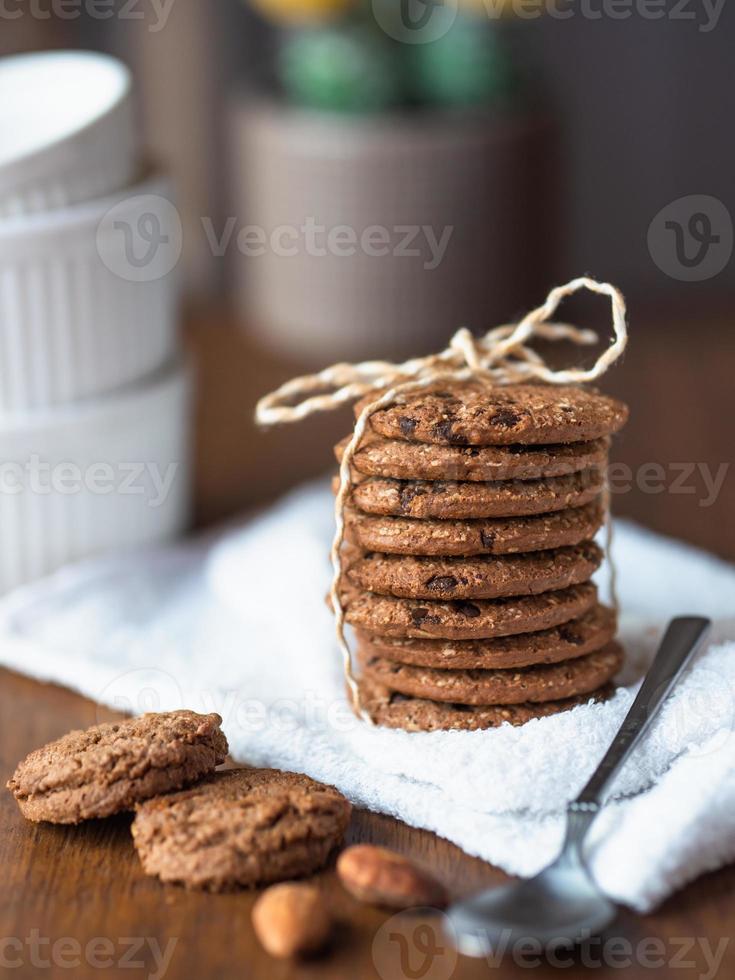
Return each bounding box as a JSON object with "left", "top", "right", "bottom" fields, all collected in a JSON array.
[
  {"left": 342, "top": 469, "right": 604, "bottom": 520},
  {"left": 132, "top": 768, "right": 351, "bottom": 891},
  {"left": 356, "top": 604, "right": 617, "bottom": 670},
  {"left": 355, "top": 381, "right": 628, "bottom": 446},
  {"left": 335, "top": 433, "right": 610, "bottom": 482},
  {"left": 346, "top": 541, "right": 603, "bottom": 601},
  {"left": 6, "top": 711, "right": 228, "bottom": 824},
  {"left": 358, "top": 642, "right": 624, "bottom": 706},
  {"left": 356, "top": 677, "right": 614, "bottom": 732}
]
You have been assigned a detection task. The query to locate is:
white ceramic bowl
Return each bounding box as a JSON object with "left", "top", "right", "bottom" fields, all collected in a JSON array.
[
  {"left": 0, "top": 360, "right": 191, "bottom": 594},
  {"left": 0, "top": 173, "right": 182, "bottom": 412},
  {"left": 0, "top": 50, "right": 136, "bottom": 217}
]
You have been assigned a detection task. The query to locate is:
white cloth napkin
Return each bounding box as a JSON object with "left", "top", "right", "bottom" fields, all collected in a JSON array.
[{"left": 1, "top": 479, "right": 734, "bottom": 914}]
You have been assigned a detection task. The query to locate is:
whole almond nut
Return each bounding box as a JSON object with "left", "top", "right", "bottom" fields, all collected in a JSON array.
[
  {"left": 252, "top": 883, "right": 332, "bottom": 958},
  {"left": 337, "top": 844, "right": 447, "bottom": 910}
]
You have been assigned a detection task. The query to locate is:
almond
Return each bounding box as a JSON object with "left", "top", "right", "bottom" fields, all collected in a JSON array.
[
  {"left": 337, "top": 844, "right": 448, "bottom": 910},
  {"left": 252, "top": 883, "right": 332, "bottom": 958}
]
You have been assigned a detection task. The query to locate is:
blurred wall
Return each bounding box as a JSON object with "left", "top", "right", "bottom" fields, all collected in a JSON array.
[
  {"left": 528, "top": 9, "right": 735, "bottom": 296},
  {"left": 3, "top": 1, "right": 734, "bottom": 304}
]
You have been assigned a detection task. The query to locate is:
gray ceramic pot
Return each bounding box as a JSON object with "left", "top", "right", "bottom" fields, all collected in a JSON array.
[{"left": 230, "top": 99, "right": 559, "bottom": 363}]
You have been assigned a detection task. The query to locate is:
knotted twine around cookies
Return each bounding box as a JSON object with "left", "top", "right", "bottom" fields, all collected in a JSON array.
[{"left": 256, "top": 277, "right": 629, "bottom": 723}]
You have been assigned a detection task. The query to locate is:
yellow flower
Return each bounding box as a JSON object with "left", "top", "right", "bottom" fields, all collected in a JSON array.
[{"left": 248, "top": 0, "right": 357, "bottom": 24}]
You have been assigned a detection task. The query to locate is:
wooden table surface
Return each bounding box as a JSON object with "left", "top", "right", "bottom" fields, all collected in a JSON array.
[
  {"left": 1, "top": 308, "right": 734, "bottom": 979},
  {"left": 3, "top": 669, "right": 735, "bottom": 980}
]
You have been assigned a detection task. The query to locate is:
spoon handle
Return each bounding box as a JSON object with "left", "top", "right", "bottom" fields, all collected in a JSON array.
[{"left": 564, "top": 616, "right": 711, "bottom": 848}]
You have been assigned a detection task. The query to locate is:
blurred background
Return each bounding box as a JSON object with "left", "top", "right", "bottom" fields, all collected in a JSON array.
[{"left": 1, "top": 0, "right": 733, "bottom": 576}]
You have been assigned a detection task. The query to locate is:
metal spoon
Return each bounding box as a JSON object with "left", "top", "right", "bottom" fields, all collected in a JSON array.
[{"left": 446, "top": 615, "right": 712, "bottom": 956}]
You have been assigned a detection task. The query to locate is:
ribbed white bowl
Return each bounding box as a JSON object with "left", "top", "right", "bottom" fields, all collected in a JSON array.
[
  {"left": 0, "top": 174, "right": 181, "bottom": 412},
  {"left": 0, "top": 50, "right": 136, "bottom": 218},
  {"left": 0, "top": 360, "right": 191, "bottom": 594}
]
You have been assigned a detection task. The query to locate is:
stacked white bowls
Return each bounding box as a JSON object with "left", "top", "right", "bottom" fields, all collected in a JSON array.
[{"left": 0, "top": 50, "right": 190, "bottom": 592}]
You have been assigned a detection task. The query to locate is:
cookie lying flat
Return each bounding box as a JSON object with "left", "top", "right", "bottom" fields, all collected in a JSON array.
[
  {"left": 344, "top": 470, "right": 604, "bottom": 520},
  {"left": 356, "top": 381, "right": 628, "bottom": 446},
  {"left": 7, "top": 711, "right": 228, "bottom": 824},
  {"left": 357, "top": 677, "right": 613, "bottom": 731},
  {"left": 357, "top": 604, "right": 617, "bottom": 670},
  {"left": 132, "top": 768, "right": 351, "bottom": 891},
  {"left": 345, "top": 500, "right": 605, "bottom": 557},
  {"left": 359, "top": 642, "right": 623, "bottom": 706},
  {"left": 346, "top": 541, "right": 603, "bottom": 601},
  {"left": 341, "top": 582, "right": 597, "bottom": 640},
  {"left": 335, "top": 433, "right": 610, "bottom": 482}
]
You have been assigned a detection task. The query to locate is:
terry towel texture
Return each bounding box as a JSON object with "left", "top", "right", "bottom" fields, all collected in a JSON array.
[{"left": 1, "top": 480, "right": 734, "bottom": 913}]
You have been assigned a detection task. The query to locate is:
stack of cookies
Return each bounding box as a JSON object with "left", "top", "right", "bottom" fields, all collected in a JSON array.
[{"left": 334, "top": 381, "right": 629, "bottom": 732}]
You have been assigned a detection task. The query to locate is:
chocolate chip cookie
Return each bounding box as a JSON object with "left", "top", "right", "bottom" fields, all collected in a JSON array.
[
  {"left": 344, "top": 500, "right": 605, "bottom": 557},
  {"left": 346, "top": 542, "right": 603, "bottom": 600},
  {"left": 357, "top": 677, "right": 613, "bottom": 731},
  {"left": 341, "top": 582, "right": 598, "bottom": 640},
  {"left": 356, "top": 381, "right": 628, "bottom": 446},
  {"left": 132, "top": 768, "right": 351, "bottom": 891},
  {"left": 7, "top": 711, "right": 228, "bottom": 824},
  {"left": 356, "top": 604, "right": 616, "bottom": 670},
  {"left": 358, "top": 642, "right": 623, "bottom": 705},
  {"left": 336, "top": 433, "right": 610, "bottom": 482},
  {"left": 344, "top": 469, "right": 604, "bottom": 519}
]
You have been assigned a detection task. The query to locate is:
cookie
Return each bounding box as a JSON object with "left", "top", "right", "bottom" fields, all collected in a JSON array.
[
  {"left": 340, "top": 582, "right": 597, "bottom": 640},
  {"left": 355, "top": 381, "right": 628, "bottom": 446},
  {"left": 357, "top": 677, "right": 613, "bottom": 731},
  {"left": 344, "top": 469, "right": 604, "bottom": 520},
  {"left": 358, "top": 641, "right": 623, "bottom": 705},
  {"left": 7, "top": 711, "right": 228, "bottom": 824},
  {"left": 356, "top": 604, "right": 617, "bottom": 670},
  {"left": 132, "top": 768, "right": 351, "bottom": 891},
  {"left": 336, "top": 433, "right": 610, "bottom": 482},
  {"left": 356, "top": 381, "right": 628, "bottom": 446},
  {"left": 345, "top": 500, "right": 605, "bottom": 557},
  {"left": 346, "top": 541, "right": 603, "bottom": 601}
]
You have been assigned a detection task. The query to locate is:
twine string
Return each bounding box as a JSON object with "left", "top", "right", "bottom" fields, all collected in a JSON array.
[{"left": 256, "top": 277, "right": 629, "bottom": 723}]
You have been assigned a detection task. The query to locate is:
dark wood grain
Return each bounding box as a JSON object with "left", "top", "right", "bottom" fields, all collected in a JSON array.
[
  {"left": 1, "top": 309, "right": 733, "bottom": 979},
  {"left": 2, "top": 668, "right": 734, "bottom": 980}
]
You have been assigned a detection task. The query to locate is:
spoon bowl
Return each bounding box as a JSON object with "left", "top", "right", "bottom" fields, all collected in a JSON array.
[
  {"left": 445, "top": 617, "right": 711, "bottom": 958},
  {"left": 447, "top": 854, "right": 617, "bottom": 955}
]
